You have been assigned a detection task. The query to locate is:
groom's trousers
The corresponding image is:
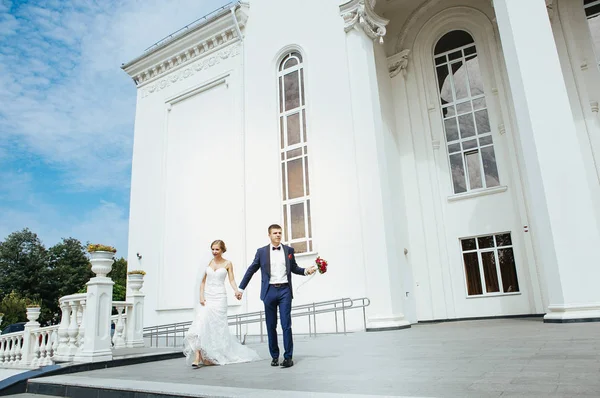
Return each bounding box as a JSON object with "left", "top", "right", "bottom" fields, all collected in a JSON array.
[{"left": 264, "top": 283, "right": 293, "bottom": 359}]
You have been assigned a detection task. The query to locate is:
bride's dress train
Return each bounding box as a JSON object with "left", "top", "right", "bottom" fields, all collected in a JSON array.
[{"left": 183, "top": 266, "right": 260, "bottom": 365}]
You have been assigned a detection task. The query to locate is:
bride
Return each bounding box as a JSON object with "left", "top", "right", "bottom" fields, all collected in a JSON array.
[{"left": 183, "top": 240, "right": 260, "bottom": 367}]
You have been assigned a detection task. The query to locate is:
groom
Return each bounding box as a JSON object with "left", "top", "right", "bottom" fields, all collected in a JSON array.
[{"left": 237, "top": 224, "right": 316, "bottom": 368}]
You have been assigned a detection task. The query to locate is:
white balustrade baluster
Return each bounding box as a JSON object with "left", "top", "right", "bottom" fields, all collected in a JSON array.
[
  {"left": 77, "top": 300, "right": 86, "bottom": 351},
  {"left": 67, "top": 300, "right": 79, "bottom": 353},
  {"left": 55, "top": 300, "right": 71, "bottom": 359},
  {"left": 31, "top": 331, "right": 40, "bottom": 367},
  {"left": 113, "top": 306, "right": 126, "bottom": 349}
]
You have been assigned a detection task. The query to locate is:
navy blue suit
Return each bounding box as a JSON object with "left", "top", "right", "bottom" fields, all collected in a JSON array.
[{"left": 239, "top": 244, "right": 306, "bottom": 360}]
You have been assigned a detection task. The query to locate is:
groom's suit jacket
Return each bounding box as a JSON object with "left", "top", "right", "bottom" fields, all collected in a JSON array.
[{"left": 239, "top": 244, "right": 306, "bottom": 301}]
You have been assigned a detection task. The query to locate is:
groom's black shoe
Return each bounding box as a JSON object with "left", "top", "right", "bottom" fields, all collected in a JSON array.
[
  {"left": 271, "top": 358, "right": 279, "bottom": 366},
  {"left": 281, "top": 358, "right": 293, "bottom": 368}
]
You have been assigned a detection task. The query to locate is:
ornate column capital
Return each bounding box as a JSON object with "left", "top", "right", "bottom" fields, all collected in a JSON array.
[
  {"left": 388, "top": 49, "right": 410, "bottom": 78},
  {"left": 340, "top": 0, "right": 389, "bottom": 44}
]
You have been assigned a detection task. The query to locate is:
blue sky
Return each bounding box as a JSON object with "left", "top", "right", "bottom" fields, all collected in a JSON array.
[{"left": 0, "top": 0, "right": 229, "bottom": 256}]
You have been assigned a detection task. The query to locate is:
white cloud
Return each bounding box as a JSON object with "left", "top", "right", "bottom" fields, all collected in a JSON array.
[{"left": 0, "top": 0, "right": 230, "bottom": 191}]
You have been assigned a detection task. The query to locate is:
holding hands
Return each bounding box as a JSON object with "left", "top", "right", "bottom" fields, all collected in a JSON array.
[
  {"left": 235, "top": 291, "right": 243, "bottom": 300},
  {"left": 200, "top": 297, "right": 206, "bottom": 306}
]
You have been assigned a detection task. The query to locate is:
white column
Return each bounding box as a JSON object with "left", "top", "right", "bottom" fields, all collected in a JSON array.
[
  {"left": 340, "top": 0, "right": 410, "bottom": 331},
  {"left": 74, "top": 277, "right": 114, "bottom": 362},
  {"left": 125, "top": 292, "right": 146, "bottom": 348},
  {"left": 494, "top": 0, "right": 600, "bottom": 322}
]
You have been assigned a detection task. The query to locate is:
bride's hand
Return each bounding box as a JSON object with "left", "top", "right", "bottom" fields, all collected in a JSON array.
[{"left": 200, "top": 297, "right": 206, "bottom": 306}]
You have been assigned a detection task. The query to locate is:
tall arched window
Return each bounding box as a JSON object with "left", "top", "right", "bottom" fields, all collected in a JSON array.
[
  {"left": 278, "top": 51, "right": 312, "bottom": 253},
  {"left": 434, "top": 30, "right": 500, "bottom": 194}
]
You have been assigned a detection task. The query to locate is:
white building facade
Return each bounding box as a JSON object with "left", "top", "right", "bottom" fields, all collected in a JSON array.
[{"left": 122, "top": 0, "right": 600, "bottom": 332}]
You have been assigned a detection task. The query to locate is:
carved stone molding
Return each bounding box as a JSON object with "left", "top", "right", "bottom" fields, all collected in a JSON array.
[
  {"left": 123, "top": 3, "right": 248, "bottom": 86},
  {"left": 388, "top": 49, "right": 410, "bottom": 78},
  {"left": 141, "top": 43, "right": 241, "bottom": 98},
  {"left": 591, "top": 100, "right": 599, "bottom": 113},
  {"left": 340, "top": 0, "right": 389, "bottom": 44}
]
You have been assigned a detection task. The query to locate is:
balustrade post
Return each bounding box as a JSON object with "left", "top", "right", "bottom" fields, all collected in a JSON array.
[
  {"left": 74, "top": 268, "right": 114, "bottom": 362},
  {"left": 66, "top": 301, "right": 79, "bottom": 356},
  {"left": 77, "top": 300, "right": 86, "bottom": 350},
  {"left": 125, "top": 291, "right": 145, "bottom": 348},
  {"left": 20, "top": 306, "right": 41, "bottom": 366}
]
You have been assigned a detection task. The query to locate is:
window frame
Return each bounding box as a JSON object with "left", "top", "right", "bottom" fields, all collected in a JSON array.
[
  {"left": 277, "top": 51, "right": 314, "bottom": 254},
  {"left": 460, "top": 232, "right": 521, "bottom": 298},
  {"left": 433, "top": 30, "right": 501, "bottom": 195}
]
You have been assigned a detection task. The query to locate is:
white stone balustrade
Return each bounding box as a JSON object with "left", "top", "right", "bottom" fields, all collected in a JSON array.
[{"left": 0, "top": 250, "right": 146, "bottom": 369}]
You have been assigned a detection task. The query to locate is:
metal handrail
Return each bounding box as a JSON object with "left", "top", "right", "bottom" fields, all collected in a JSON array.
[
  {"left": 144, "top": 2, "right": 236, "bottom": 52},
  {"left": 143, "top": 297, "right": 370, "bottom": 348}
]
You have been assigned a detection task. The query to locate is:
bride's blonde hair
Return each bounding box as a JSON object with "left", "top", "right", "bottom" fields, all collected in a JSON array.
[{"left": 211, "top": 240, "right": 227, "bottom": 253}]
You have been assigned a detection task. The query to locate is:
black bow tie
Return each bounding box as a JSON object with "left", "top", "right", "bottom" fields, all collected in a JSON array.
[{"left": 272, "top": 246, "right": 281, "bottom": 251}]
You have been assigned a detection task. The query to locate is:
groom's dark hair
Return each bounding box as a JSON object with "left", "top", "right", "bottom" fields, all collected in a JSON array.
[{"left": 268, "top": 224, "right": 282, "bottom": 233}]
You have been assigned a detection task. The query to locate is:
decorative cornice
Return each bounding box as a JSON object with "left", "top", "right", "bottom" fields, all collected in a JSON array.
[
  {"left": 141, "top": 43, "right": 241, "bottom": 98},
  {"left": 387, "top": 49, "right": 410, "bottom": 78},
  {"left": 122, "top": 3, "right": 248, "bottom": 86},
  {"left": 340, "top": 0, "right": 389, "bottom": 44}
]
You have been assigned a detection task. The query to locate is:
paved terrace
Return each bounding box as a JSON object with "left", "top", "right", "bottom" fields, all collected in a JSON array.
[{"left": 29, "top": 318, "right": 600, "bottom": 397}]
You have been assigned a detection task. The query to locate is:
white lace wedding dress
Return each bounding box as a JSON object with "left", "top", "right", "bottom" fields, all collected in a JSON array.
[{"left": 183, "top": 264, "right": 260, "bottom": 365}]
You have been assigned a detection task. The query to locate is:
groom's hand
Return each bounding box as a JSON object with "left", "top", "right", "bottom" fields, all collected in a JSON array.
[
  {"left": 306, "top": 266, "right": 317, "bottom": 275},
  {"left": 235, "top": 291, "right": 243, "bottom": 300}
]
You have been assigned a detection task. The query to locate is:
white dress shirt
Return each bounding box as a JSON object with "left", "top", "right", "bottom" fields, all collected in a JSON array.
[{"left": 269, "top": 244, "right": 288, "bottom": 284}]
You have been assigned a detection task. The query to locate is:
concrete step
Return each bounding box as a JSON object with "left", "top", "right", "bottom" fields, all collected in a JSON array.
[{"left": 26, "top": 375, "right": 401, "bottom": 398}]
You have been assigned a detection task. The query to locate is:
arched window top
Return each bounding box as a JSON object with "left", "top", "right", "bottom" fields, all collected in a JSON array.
[
  {"left": 434, "top": 30, "right": 475, "bottom": 56},
  {"left": 279, "top": 51, "right": 303, "bottom": 71}
]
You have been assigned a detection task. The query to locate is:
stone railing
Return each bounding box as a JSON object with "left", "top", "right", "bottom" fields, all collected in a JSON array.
[
  {"left": 0, "top": 307, "right": 60, "bottom": 368},
  {"left": 0, "top": 249, "right": 146, "bottom": 369}
]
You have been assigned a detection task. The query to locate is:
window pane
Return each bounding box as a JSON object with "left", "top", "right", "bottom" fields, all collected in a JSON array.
[
  {"left": 279, "top": 117, "right": 284, "bottom": 149},
  {"left": 302, "top": 109, "right": 307, "bottom": 141},
  {"left": 284, "top": 71, "right": 300, "bottom": 110},
  {"left": 464, "top": 45, "right": 476, "bottom": 56},
  {"left": 481, "top": 146, "right": 500, "bottom": 187},
  {"left": 307, "top": 200, "right": 312, "bottom": 239},
  {"left": 437, "top": 65, "right": 452, "bottom": 104},
  {"left": 458, "top": 114, "right": 476, "bottom": 138},
  {"left": 477, "top": 235, "right": 494, "bottom": 249},
  {"left": 284, "top": 57, "right": 298, "bottom": 69},
  {"left": 498, "top": 248, "right": 519, "bottom": 293},
  {"left": 481, "top": 251, "right": 500, "bottom": 293},
  {"left": 304, "top": 157, "right": 310, "bottom": 195},
  {"left": 463, "top": 252, "right": 483, "bottom": 295},
  {"left": 281, "top": 163, "right": 287, "bottom": 200},
  {"left": 461, "top": 238, "right": 476, "bottom": 251},
  {"left": 291, "top": 241, "right": 307, "bottom": 253},
  {"left": 286, "top": 148, "right": 302, "bottom": 159},
  {"left": 442, "top": 105, "right": 456, "bottom": 118},
  {"left": 435, "top": 55, "right": 446, "bottom": 65},
  {"left": 451, "top": 61, "right": 468, "bottom": 100},
  {"left": 495, "top": 233, "right": 512, "bottom": 247},
  {"left": 479, "top": 135, "right": 493, "bottom": 146},
  {"left": 448, "top": 143, "right": 461, "bottom": 153},
  {"left": 462, "top": 139, "right": 478, "bottom": 151},
  {"left": 475, "top": 109, "right": 490, "bottom": 134},
  {"left": 287, "top": 158, "right": 304, "bottom": 199},
  {"left": 300, "top": 69, "right": 305, "bottom": 106},
  {"left": 449, "top": 153, "right": 467, "bottom": 193},
  {"left": 287, "top": 112, "right": 301, "bottom": 146},
  {"left": 456, "top": 101, "right": 471, "bottom": 114},
  {"left": 283, "top": 204, "right": 288, "bottom": 241},
  {"left": 444, "top": 118, "right": 459, "bottom": 142},
  {"left": 279, "top": 77, "right": 283, "bottom": 112},
  {"left": 473, "top": 97, "right": 486, "bottom": 110},
  {"left": 435, "top": 30, "right": 475, "bottom": 55},
  {"left": 290, "top": 203, "right": 306, "bottom": 239},
  {"left": 466, "top": 56, "right": 484, "bottom": 96},
  {"left": 465, "top": 151, "right": 483, "bottom": 190}
]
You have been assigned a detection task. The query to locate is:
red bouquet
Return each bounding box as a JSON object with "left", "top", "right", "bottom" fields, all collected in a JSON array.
[{"left": 315, "top": 257, "right": 328, "bottom": 274}]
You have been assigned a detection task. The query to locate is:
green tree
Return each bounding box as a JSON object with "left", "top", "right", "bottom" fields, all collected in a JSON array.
[
  {"left": 109, "top": 257, "right": 127, "bottom": 302},
  {"left": 40, "top": 238, "right": 94, "bottom": 325},
  {"left": 0, "top": 229, "right": 47, "bottom": 303},
  {"left": 0, "top": 291, "right": 28, "bottom": 331}
]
